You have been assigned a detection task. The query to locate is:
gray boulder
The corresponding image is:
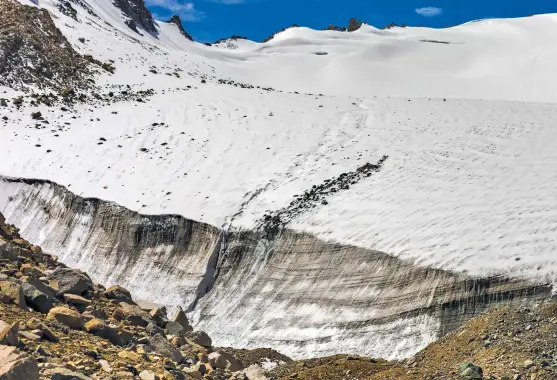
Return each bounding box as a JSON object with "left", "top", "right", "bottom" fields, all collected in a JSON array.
[
  {"left": 186, "top": 331, "right": 212, "bottom": 348},
  {"left": 22, "top": 282, "right": 53, "bottom": 313},
  {"left": 146, "top": 322, "right": 164, "bottom": 336},
  {"left": 0, "top": 238, "right": 17, "bottom": 261},
  {"left": 148, "top": 334, "right": 182, "bottom": 363},
  {"left": 170, "top": 307, "right": 192, "bottom": 331},
  {"left": 149, "top": 306, "right": 168, "bottom": 328},
  {"left": 459, "top": 362, "right": 483, "bottom": 379},
  {"left": 165, "top": 321, "right": 184, "bottom": 336},
  {"left": 49, "top": 367, "right": 91, "bottom": 379},
  {"left": 46, "top": 267, "right": 93, "bottom": 296}
]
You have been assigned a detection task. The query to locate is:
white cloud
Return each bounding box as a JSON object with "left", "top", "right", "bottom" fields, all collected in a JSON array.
[
  {"left": 146, "top": 0, "right": 204, "bottom": 21},
  {"left": 415, "top": 6, "right": 443, "bottom": 17}
]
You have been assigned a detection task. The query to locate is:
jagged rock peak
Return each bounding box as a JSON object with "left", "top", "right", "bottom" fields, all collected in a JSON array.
[
  {"left": 112, "top": 0, "right": 156, "bottom": 34},
  {"left": 167, "top": 15, "right": 193, "bottom": 41},
  {"left": 347, "top": 17, "right": 365, "bottom": 32},
  {"left": 213, "top": 35, "right": 247, "bottom": 45},
  {"left": 324, "top": 24, "right": 346, "bottom": 32}
]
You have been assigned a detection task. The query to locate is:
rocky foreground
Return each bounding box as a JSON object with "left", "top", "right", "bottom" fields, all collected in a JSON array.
[{"left": 1, "top": 209, "right": 557, "bottom": 380}]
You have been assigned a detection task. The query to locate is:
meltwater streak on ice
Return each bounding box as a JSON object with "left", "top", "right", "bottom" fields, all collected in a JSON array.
[{"left": 0, "top": 177, "right": 550, "bottom": 359}]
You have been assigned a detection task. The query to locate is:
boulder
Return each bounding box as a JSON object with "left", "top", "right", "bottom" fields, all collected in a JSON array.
[
  {"left": 148, "top": 334, "right": 182, "bottom": 363},
  {"left": 26, "top": 318, "right": 57, "bottom": 342},
  {"left": 216, "top": 350, "right": 243, "bottom": 372},
  {"left": 208, "top": 352, "right": 227, "bottom": 369},
  {"left": 0, "top": 345, "right": 39, "bottom": 379},
  {"left": 84, "top": 319, "right": 132, "bottom": 346},
  {"left": 182, "top": 367, "right": 201, "bottom": 379},
  {"left": 0, "top": 238, "right": 17, "bottom": 261},
  {"left": 186, "top": 331, "right": 212, "bottom": 348},
  {"left": 46, "top": 267, "right": 92, "bottom": 296},
  {"left": 0, "top": 321, "right": 19, "bottom": 346},
  {"left": 0, "top": 211, "right": 4, "bottom": 225},
  {"left": 21, "top": 282, "right": 53, "bottom": 313},
  {"left": 63, "top": 294, "right": 91, "bottom": 305},
  {"left": 170, "top": 307, "right": 192, "bottom": 331},
  {"left": 243, "top": 364, "right": 268, "bottom": 380},
  {"left": 46, "top": 307, "right": 84, "bottom": 329},
  {"left": 145, "top": 322, "right": 163, "bottom": 336},
  {"left": 19, "top": 264, "right": 43, "bottom": 278},
  {"left": 0, "top": 281, "right": 26, "bottom": 309},
  {"left": 18, "top": 331, "right": 41, "bottom": 341},
  {"left": 104, "top": 285, "right": 133, "bottom": 303},
  {"left": 139, "top": 369, "right": 158, "bottom": 380},
  {"left": 22, "top": 277, "right": 56, "bottom": 298},
  {"left": 165, "top": 321, "right": 183, "bottom": 336},
  {"left": 149, "top": 307, "right": 168, "bottom": 328},
  {"left": 118, "top": 303, "right": 150, "bottom": 327},
  {"left": 459, "top": 362, "right": 483, "bottom": 379},
  {"left": 135, "top": 300, "right": 159, "bottom": 312},
  {"left": 48, "top": 367, "right": 91, "bottom": 379}
]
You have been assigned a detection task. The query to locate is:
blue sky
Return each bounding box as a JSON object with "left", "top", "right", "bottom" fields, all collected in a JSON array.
[{"left": 146, "top": 0, "right": 557, "bottom": 42}]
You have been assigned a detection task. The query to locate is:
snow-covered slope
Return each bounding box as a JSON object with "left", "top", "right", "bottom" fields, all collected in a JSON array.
[{"left": 1, "top": 0, "right": 557, "bottom": 359}]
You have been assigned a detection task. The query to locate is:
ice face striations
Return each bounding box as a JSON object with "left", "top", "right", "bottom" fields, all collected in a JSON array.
[{"left": 0, "top": 177, "right": 550, "bottom": 359}]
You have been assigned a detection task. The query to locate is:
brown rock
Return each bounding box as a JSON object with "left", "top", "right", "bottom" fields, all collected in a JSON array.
[
  {"left": 85, "top": 319, "right": 132, "bottom": 346},
  {"left": 104, "top": 285, "right": 133, "bottom": 303},
  {"left": 0, "top": 345, "right": 39, "bottom": 379},
  {"left": 64, "top": 294, "right": 92, "bottom": 305},
  {"left": 46, "top": 307, "right": 84, "bottom": 329},
  {"left": 0, "top": 212, "right": 5, "bottom": 226},
  {"left": 118, "top": 350, "right": 140, "bottom": 362},
  {"left": 48, "top": 367, "right": 91, "bottom": 379},
  {"left": 118, "top": 303, "right": 150, "bottom": 327},
  {"left": 18, "top": 331, "right": 41, "bottom": 341},
  {"left": 26, "top": 318, "right": 57, "bottom": 342},
  {"left": 149, "top": 307, "right": 168, "bottom": 328},
  {"left": 0, "top": 321, "right": 19, "bottom": 346},
  {"left": 19, "top": 264, "right": 43, "bottom": 278},
  {"left": 0, "top": 281, "right": 26, "bottom": 309}
]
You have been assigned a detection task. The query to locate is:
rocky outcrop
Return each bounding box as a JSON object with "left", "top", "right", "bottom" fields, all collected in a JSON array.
[
  {"left": 0, "top": 0, "right": 92, "bottom": 91},
  {"left": 324, "top": 24, "right": 346, "bottom": 31},
  {"left": 214, "top": 35, "right": 247, "bottom": 45},
  {"left": 347, "top": 17, "right": 364, "bottom": 32},
  {"left": 0, "top": 177, "right": 551, "bottom": 360},
  {"left": 112, "top": 0, "right": 156, "bottom": 34},
  {"left": 0, "top": 345, "right": 39, "bottom": 379},
  {"left": 167, "top": 15, "right": 193, "bottom": 41}
]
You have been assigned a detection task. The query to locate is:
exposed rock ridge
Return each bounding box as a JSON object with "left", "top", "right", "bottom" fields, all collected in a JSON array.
[
  {"left": 0, "top": 0, "right": 92, "bottom": 91},
  {"left": 0, "top": 176, "right": 551, "bottom": 359},
  {"left": 167, "top": 15, "right": 193, "bottom": 41},
  {"left": 214, "top": 35, "right": 248, "bottom": 45},
  {"left": 112, "top": 0, "right": 156, "bottom": 34}
]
